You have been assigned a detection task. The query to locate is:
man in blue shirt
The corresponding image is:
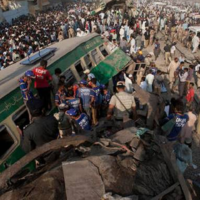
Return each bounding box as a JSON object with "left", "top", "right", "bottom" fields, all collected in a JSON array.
[
  {"left": 162, "top": 103, "right": 188, "bottom": 142},
  {"left": 76, "top": 80, "right": 95, "bottom": 118},
  {"left": 55, "top": 82, "right": 68, "bottom": 107},
  {"left": 101, "top": 85, "right": 111, "bottom": 117},
  {"left": 19, "top": 70, "right": 35, "bottom": 121},
  {"left": 67, "top": 89, "right": 82, "bottom": 113},
  {"left": 66, "top": 108, "right": 91, "bottom": 131}
]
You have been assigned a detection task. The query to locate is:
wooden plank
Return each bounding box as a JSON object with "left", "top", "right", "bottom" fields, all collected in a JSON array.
[
  {"left": 151, "top": 182, "right": 179, "bottom": 200},
  {"left": 160, "top": 143, "right": 193, "bottom": 200},
  {"left": 0, "top": 135, "right": 93, "bottom": 190}
]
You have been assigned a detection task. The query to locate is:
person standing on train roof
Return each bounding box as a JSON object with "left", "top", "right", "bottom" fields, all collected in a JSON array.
[
  {"left": 19, "top": 70, "right": 35, "bottom": 122},
  {"left": 32, "top": 60, "right": 52, "bottom": 111}
]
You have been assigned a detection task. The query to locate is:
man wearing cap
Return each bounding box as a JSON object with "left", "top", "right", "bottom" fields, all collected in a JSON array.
[
  {"left": 107, "top": 81, "right": 137, "bottom": 124},
  {"left": 84, "top": 69, "right": 100, "bottom": 87},
  {"left": 66, "top": 108, "right": 91, "bottom": 131},
  {"left": 84, "top": 69, "right": 95, "bottom": 81},
  {"left": 54, "top": 104, "right": 72, "bottom": 138},
  {"left": 77, "top": 28, "right": 85, "bottom": 37},
  {"left": 76, "top": 80, "right": 95, "bottom": 118},
  {"left": 136, "top": 51, "right": 145, "bottom": 63},
  {"left": 19, "top": 70, "right": 35, "bottom": 121}
]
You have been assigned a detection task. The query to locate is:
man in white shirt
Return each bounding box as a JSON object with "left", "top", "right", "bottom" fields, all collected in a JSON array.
[
  {"left": 119, "top": 26, "right": 125, "bottom": 40},
  {"left": 170, "top": 44, "right": 176, "bottom": 59},
  {"left": 195, "top": 64, "right": 200, "bottom": 72},
  {"left": 179, "top": 68, "right": 188, "bottom": 97},
  {"left": 192, "top": 33, "right": 200, "bottom": 53},
  {"left": 140, "top": 77, "right": 147, "bottom": 91},
  {"left": 145, "top": 70, "right": 154, "bottom": 93},
  {"left": 99, "top": 12, "right": 105, "bottom": 20},
  {"left": 130, "top": 35, "right": 135, "bottom": 54},
  {"left": 76, "top": 28, "right": 86, "bottom": 37},
  {"left": 123, "top": 72, "right": 134, "bottom": 93}
]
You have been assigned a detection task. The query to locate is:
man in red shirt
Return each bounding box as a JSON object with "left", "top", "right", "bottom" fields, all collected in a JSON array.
[
  {"left": 33, "top": 60, "right": 52, "bottom": 110},
  {"left": 186, "top": 83, "right": 195, "bottom": 107}
]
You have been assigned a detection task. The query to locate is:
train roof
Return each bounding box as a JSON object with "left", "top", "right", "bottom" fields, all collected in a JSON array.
[{"left": 0, "top": 33, "right": 100, "bottom": 99}]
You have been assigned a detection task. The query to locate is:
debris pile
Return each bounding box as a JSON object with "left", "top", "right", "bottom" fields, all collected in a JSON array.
[{"left": 0, "top": 128, "right": 188, "bottom": 200}]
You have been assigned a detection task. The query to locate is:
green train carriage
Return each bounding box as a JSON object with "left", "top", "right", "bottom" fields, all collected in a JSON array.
[{"left": 0, "top": 33, "right": 131, "bottom": 173}]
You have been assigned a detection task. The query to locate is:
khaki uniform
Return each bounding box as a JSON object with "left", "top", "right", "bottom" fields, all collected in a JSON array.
[
  {"left": 168, "top": 61, "right": 180, "bottom": 89},
  {"left": 177, "top": 27, "right": 183, "bottom": 41},
  {"left": 171, "top": 26, "right": 176, "bottom": 41},
  {"left": 154, "top": 21, "right": 159, "bottom": 33},
  {"left": 109, "top": 91, "right": 136, "bottom": 120},
  {"left": 165, "top": 52, "right": 171, "bottom": 65},
  {"left": 173, "top": 32, "right": 178, "bottom": 43}
]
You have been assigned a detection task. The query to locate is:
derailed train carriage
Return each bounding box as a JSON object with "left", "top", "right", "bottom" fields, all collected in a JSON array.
[{"left": 0, "top": 33, "right": 132, "bottom": 174}]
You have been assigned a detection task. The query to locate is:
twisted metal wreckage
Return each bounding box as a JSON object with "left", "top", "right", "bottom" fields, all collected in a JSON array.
[{"left": 0, "top": 87, "right": 196, "bottom": 200}]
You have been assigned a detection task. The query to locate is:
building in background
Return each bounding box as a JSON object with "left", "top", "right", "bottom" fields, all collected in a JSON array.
[
  {"left": 0, "top": 0, "right": 63, "bottom": 23},
  {"left": 0, "top": 0, "right": 29, "bottom": 23}
]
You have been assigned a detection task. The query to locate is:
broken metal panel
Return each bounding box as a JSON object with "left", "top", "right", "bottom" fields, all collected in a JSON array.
[
  {"left": 0, "top": 135, "right": 92, "bottom": 190},
  {"left": 91, "top": 48, "right": 131, "bottom": 84}
]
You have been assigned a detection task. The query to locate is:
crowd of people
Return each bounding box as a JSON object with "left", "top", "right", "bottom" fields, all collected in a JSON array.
[
  {"left": 15, "top": 0, "right": 200, "bottom": 172},
  {"left": 0, "top": 2, "right": 100, "bottom": 70}
]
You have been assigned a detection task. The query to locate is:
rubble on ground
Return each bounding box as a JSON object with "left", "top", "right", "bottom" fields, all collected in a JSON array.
[{"left": 0, "top": 127, "right": 192, "bottom": 200}]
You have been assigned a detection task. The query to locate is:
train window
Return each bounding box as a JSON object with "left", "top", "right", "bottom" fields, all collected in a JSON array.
[
  {"left": 12, "top": 107, "right": 29, "bottom": 130},
  {"left": 84, "top": 55, "right": 93, "bottom": 69},
  {"left": 99, "top": 45, "right": 108, "bottom": 57},
  {"left": 75, "top": 62, "right": 84, "bottom": 78},
  {"left": 0, "top": 125, "right": 14, "bottom": 159},
  {"left": 91, "top": 49, "right": 102, "bottom": 64},
  {"left": 63, "top": 69, "right": 76, "bottom": 85}
]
